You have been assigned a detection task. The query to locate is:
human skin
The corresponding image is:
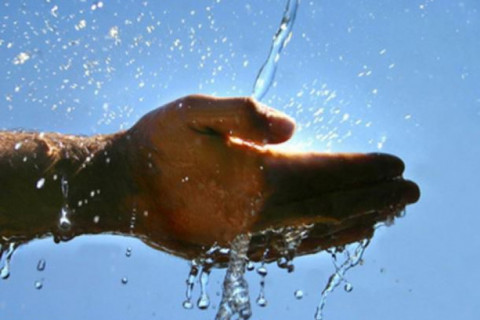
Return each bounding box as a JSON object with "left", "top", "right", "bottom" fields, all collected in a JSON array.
[{"left": 0, "top": 94, "right": 420, "bottom": 263}]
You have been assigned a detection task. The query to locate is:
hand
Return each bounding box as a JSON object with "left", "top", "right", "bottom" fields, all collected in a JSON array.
[{"left": 124, "top": 95, "right": 420, "bottom": 262}]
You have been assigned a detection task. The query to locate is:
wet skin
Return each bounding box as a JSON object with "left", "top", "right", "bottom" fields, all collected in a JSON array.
[{"left": 0, "top": 95, "right": 420, "bottom": 263}]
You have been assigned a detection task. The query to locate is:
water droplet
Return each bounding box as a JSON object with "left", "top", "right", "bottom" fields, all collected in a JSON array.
[
  {"left": 344, "top": 283, "right": 353, "bottom": 292},
  {"left": 182, "top": 300, "right": 193, "bottom": 309},
  {"left": 34, "top": 280, "right": 43, "bottom": 289},
  {"left": 129, "top": 209, "right": 137, "bottom": 232},
  {"left": 61, "top": 176, "right": 69, "bottom": 197},
  {"left": 256, "top": 295, "right": 267, "bottom": 307},
  {"left": 197, "top": 297, "right": 209, "bottom": 310},
  {"left": 294, "top": 290, "right": 304, "bottom": 299},
  {"left": 108, "top": 26, "right": 121, "bottom": 44},
  {"left": 277, "top": 256, "right": 294, "bottom": 272},
  {"left": 14, "top": 142, "right": 22, "bottom": 150},
  {"left": 37, "top": 259, "right": 46, "bottom": 271},
  {"left": 0, "top": 266, "right": 10, "bottom": 279},
  {"left": 75, "top": 19, "right": 87, "bottom": 31},
  {"left": 277, "top": 256, "right": 288, "bottom": 267},
  {"left": 125, "top": 247, "right": 132, "bottom": 257},
  {"left": 50, "top": 5, "right": 58, "bottom": 17},
  {"left": 246, "top": 261, "right": 255, "bottom": 271},
  {"left": 59, "top": 208, "right": 71, "bottom": 231},
  {"left": 121, "top": 277, "right": 128, "bottom": 284},
  {"left": 36, "top": 178, "right": 46, "bottom": 189},
  {"left": 219, "top": 247, "right": 230, "bottom": 255},
  {"left": 12, "top": 52, "right": 31, "bottom": 65},
  {"left": 256, "top": 265, "right": 268, "bottom": 277}
]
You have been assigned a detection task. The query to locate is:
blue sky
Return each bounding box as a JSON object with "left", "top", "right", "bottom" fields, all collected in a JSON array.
[{"left": 1, "top": 0, "right": 479, "bottom": 319}]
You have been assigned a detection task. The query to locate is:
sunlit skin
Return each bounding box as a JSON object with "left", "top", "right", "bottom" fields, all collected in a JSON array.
[{"left": 0, "top": 95, "right": 420, "bottom": 263}]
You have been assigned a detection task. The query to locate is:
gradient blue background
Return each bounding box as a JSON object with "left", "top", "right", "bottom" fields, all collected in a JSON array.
[{"left": 1, "top": 0, "right": 479, "bottom": 319}]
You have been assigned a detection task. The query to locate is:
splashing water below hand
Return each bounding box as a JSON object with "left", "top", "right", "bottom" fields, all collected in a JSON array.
[
  {"left": 314, "top": 239, "right": 370, "bottom": 320},
  {"left": 215, "top": 233, "right": 252, "bottom": 320}
]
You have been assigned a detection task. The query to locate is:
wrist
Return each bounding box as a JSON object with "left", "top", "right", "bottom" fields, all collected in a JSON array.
[
  {"left": 60, "top": 131, "right": 138, "bottom": 239},
  {"left": 0, "top": 130, "right": 138, "bottom": 245}
]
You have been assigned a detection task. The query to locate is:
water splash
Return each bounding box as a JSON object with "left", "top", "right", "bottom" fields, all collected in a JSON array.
[
  {"left": 252, "top": 0, "right": 300, "bottom": 100},
  {"left": 314, "top": 239, "right": 370, "bottom": 320},
  {"left": 277, "top": 225, "right": 313, "bottom": 273},
  {"left": 215, "top": 234, "right": 252, "bottom": 320},
  {"left": 0, "top": 242, "right": 17, "bottom": 279}
]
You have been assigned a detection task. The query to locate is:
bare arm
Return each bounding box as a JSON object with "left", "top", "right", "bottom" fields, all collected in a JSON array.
[{"left": 0, "top": 131, "right": 135, "bottom": 244}]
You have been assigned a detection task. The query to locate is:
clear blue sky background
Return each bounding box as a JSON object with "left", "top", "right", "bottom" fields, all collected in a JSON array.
[{"left": 1, "top": 0, "right": 479, "bottom": 319}]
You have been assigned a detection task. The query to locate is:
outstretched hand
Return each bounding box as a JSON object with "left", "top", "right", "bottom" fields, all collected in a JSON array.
[{"left": 124, "top": 95, "right": 419, "bottom": 262}]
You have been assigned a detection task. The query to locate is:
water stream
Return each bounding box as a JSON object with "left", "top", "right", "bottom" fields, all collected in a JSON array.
[
  {"left": 214, "top": 2, "right": 303, "bottom": 318},
  {"left": 252, "top": 0, "right": 300, "bottom": 100},
  {"left": 215, "top": 234, "right": 252, "bottom": 320},
  {"left": 314, "top": 239, "right": 370, "bottom": 320}
]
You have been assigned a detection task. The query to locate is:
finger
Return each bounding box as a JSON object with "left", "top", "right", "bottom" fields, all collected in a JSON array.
[
  {"left": 255, "top": 179, "right": 420, "bottom": 231},
  {"left": 264, "top": 152, "right": 406, "bottom": 204},
  {"left": 180, "top": 94, "right": 295, "bottom": 144}
]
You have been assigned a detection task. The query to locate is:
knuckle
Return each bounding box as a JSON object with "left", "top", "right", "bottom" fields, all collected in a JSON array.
[{"left": 243, "top": 97, "right": 259, "bottom": 112}]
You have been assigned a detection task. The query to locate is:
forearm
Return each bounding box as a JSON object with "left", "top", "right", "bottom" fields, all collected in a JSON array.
[{"left": 0, "top": 131, "right": 136, "bottom": 244}]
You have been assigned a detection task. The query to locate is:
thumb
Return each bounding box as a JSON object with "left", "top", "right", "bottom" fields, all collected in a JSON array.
[{"left": 181, "top": 95, "right": 295, "bottom": 144}]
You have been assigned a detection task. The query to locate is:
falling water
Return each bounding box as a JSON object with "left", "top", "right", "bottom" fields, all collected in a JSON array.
[
  {"left": 35, "top": 258, "right": 46, "bottom": 289},
  {"left": 34, "top": 280, "right": 44, "bottom": 289},
  {"left": 255, "top": 263, "right": 268, "bottom": 307},
  {"left": 37, "top": 259, "right": 46, "bottom": 271},
  {"left": 0, "top": 242, "right": 17, "bottom": 279},
  {"left": 197, "top": 267, "right": 211, "bottom": 310},
  {"left": 314, "top": 239, "right": 370, "bottom": 320},
  {"left": 59, "top": 176, "right": 72, "bottom": 231},
  {"left": 182, "top": 260, "right": 200, "bottom": 310},
  {"left": 215, "top": 233, "right": 252, "bottom": 320},
  {"left": 252, "top": 0, "right": 300, "bottom": 100}
]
